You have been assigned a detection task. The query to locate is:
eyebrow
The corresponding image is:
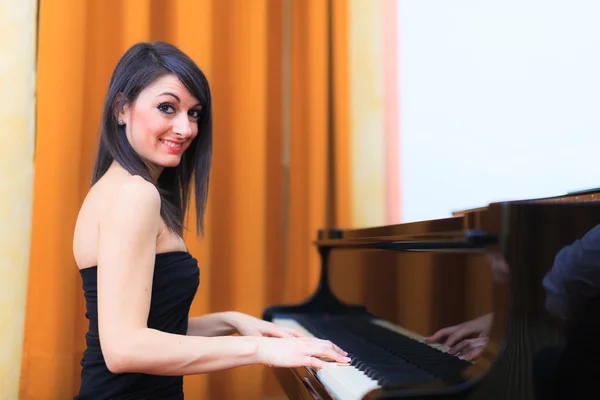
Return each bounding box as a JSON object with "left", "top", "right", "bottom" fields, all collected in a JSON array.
[
  {"left": 159, "top": 92, "right": 181, "bottom": 102},
  {"left": 158, "top": 92, "right": 202, "bottom": 108}
]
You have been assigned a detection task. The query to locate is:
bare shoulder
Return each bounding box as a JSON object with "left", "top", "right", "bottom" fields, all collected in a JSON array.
[
  {"left": 100, "top": 175, "right": 162, "bottom": 238},
  {"left": 114, "top": 175, "right": 160, "bottom": 207},
  {"left": 106, "top": 175, "right": 161, "bottom": 219}
]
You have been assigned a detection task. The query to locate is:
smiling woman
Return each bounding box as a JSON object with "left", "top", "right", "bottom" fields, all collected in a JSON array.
[
  {"left": 89, "top": 42, "right": 212, "bottom": 237},
  {"left": 117, "top": 76, "right": 203, "bottom": 167},
  {"left": 19, "top": 1, "right": 353, "bottom": 398},
  {"left": 71, "top": 41, "right": 349, "bottom": 400}
]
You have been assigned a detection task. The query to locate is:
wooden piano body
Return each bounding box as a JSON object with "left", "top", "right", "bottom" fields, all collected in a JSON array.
[{"left": 263, "top": 189, "right": 600, "bottom": 400}]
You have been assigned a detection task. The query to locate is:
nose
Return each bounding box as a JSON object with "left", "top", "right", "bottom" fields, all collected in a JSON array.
[{"left": 173, "top": 113, "right": 193, "bottom": 138}]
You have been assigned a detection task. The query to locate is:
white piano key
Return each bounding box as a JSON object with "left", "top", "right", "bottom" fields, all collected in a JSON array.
[{"left": 273, "top": 317, "right": 381, "bottom": 400}]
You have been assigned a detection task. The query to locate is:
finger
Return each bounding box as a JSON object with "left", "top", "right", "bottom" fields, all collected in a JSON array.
[
  {"left": 289, "top": 328, "right": 308, "bottom": 338},
  {"left": 324, "top": 340, "right": 347, "bottom": 356},
  {"left": 264, "top": 328, "right": 296, "bottom": 339},
  {"left": 425, "top": 326, "right": 456, "bottom": 343},
  {"left": 308, "top": 338, "right": 346, "bottom": 355},
  {"left": 303, "top": 338, "right": 347, "bottom": 356},
  {"left": 318, "top": 342, "right": 351, "bottom": 363},
  {"left": 453, "top": 337, "right": 487, "bottom": 358},
  {"left": 276, "top": 327, "right": 307, "bottom": 338},
  {"left": 448, "top": 339, "right": 471, "bottom": 355},
  {"left": 319, "top": 351, "right": 351, "bottom": 364},
  {"left": 461, "top": 344, "right": 485, "bottom": 361},
  {"left": 445, "top": 328, "right": 473, "bottom": 347},
  {"left": 305, "top": 356, "right": 326, "bottom": 370}
]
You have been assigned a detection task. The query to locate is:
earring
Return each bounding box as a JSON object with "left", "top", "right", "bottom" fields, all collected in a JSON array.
[{"left": 118, "top": 120, "right": 125, "bottom": 126}]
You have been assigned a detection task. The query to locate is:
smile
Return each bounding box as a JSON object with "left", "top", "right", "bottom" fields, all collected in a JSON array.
[{"left": 159, "top": 139, "right": 184, "bottom": 152}]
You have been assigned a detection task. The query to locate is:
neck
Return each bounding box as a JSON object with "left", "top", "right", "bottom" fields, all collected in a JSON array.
[
  {"left": 108, "top": 160, "right": 163, "bottom": 182},
  {"left": 147, "top": 164, "right": 163, "bottom": 181}
]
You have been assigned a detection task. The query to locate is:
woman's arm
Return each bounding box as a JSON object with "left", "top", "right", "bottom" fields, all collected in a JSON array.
[
  {"left": 187, "top": 311, "right": 306, "bottom": 338},
  {"left": 187, "top": 312, "right": 238, "bottom": 337},
  {"left": 97, "top": 177, "right": 348, "bottom": 375},
  {"left": 97, "top": 177, "right": 255, "bottom": 374}
]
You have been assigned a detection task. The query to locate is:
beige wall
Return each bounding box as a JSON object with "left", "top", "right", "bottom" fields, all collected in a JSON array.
[
  {"left": 0, "top": 1, "right": 37, "bottom": 398},
  {"left": 349, "top": 0, "right": 386, "bottom": 227}
]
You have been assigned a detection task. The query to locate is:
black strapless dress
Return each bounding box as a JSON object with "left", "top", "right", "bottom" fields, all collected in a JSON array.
[{"left": 74, "top": 251, "right": 199, "bottom": 399}]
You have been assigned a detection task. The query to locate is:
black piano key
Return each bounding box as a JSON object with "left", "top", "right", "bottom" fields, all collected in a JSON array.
[
  {"left": 379, "top": 374, "right": 437, "bottom": 388},
  {"left": 367, "top": 366, "right": 422, "bottom": 380},
  {"left": 333, "top": 316, "right": 471, "bottom": 381},
  {"left": 292, "top": 314, "right": 470, "bottom": 388}
]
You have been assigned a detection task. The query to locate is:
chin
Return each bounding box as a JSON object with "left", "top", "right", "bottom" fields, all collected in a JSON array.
[
  {"left": 147, "top": 155, "right": 183, "bottom": 170},
  {"left": 160, "top": 158, "right": 183, "bottom": 168}
]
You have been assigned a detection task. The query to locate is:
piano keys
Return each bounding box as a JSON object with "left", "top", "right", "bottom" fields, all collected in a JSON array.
[
  {"left": 263, "top": 188, "right": 600, "bottom": 399},
  {"left": 273, "top": 317, "right": 380, "bottom": 400},
  {"left": 273, "top": 315, "right": 460, "bottom": 400}
]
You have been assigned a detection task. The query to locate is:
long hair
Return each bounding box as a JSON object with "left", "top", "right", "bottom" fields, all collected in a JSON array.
[{"left": 92, "top": 41, "right": 212, "bottom": 237}]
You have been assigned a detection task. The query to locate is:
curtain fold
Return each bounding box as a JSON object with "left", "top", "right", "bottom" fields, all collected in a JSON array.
[
  {"left": 284, "top": 0, "right": 351, "bottom": 306},
  {"left": 19, "top": 0, "right": 88, "bottom": 396},
  {"left": 20, "top": 0, "right": 350, "bottom": 399}
]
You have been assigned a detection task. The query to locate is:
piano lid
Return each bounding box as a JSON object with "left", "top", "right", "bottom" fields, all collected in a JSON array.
[
  {"left": 452, "top": 187, "right": 600, "bottom": 217},
  {"left": 315, "top": 214, "right": 498, "bottom": 251}
]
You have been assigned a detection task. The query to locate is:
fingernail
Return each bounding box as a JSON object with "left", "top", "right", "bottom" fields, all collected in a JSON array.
[
  {"left": 459, "top": 355, "right": 466, "bottom": 360},
  {"left": 344, "top": 357, "right": 351, "bottom": 362}
]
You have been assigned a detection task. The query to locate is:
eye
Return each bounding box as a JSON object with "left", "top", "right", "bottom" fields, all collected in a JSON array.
[
  {"left": 157, "top": 103, "right": 175, "bottom": 114},
  {"left": 188, "top": 109, "right": 201, "bottom": 120}
]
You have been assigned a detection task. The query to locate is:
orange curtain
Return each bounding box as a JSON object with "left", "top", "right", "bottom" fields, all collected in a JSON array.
[{"left": 20, "top": 0, "right": 350, "bottom": 399}]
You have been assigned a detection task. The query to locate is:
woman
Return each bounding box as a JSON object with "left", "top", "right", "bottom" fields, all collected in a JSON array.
[{"left": 73, "top": 41, "right": 349, "bottom": 399}]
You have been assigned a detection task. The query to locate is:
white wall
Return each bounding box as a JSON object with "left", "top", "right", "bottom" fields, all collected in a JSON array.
[{"left": 398, "top": 0, "right": 600, "bottom": 222}]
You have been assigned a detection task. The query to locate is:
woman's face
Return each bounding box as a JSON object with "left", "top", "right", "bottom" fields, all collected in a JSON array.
[{"left": 119, "top": 74, "right": 201, "bottom": 177}]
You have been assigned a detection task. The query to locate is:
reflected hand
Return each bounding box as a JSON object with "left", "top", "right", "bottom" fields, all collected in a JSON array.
[
  {"left": 448, "top": 336, "right": 488, "bottom": 361},
  {"left": 257, "top": 337, "right": 350, "bottom": 369},
  {"left": 424, "top": 313, "right": 493, "bottom": 359},
  {"left": 229, "top": 312, "right": 307, "bottom": 338}
]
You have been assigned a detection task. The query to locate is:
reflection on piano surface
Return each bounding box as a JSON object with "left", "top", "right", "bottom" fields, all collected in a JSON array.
[{"left": 263, "top": 189, "right": 600, "bottom": 400}]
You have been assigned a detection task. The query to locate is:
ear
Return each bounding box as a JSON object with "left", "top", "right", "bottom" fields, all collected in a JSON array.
[{"left": 113, "top": 92, "right": 130, "bottom": 124}]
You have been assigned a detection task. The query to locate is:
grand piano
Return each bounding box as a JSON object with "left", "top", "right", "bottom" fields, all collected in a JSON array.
[{"left": 263, "top": 189, "right": 600, "bottom": 400}]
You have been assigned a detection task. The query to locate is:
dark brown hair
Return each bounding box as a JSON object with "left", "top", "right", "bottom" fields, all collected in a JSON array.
[{"left": 92, "top": 41, "right": 212, "bottom": 236}]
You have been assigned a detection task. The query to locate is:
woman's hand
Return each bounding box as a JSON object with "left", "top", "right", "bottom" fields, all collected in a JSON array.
[
  {"left": 256, "top": 337, "right": 350, "bottom": 369},
  {"left": 424, "top": 313, "right": 493, "bottom": 360},
  {"left": 227, "top": 312, "right": 307, "bottom": 338},
  {"left": 446, "top": 336, "right": 488, "bottom": 361},
  {"left": 229, "top": 313, "right": 350, "bottom": 369}
]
